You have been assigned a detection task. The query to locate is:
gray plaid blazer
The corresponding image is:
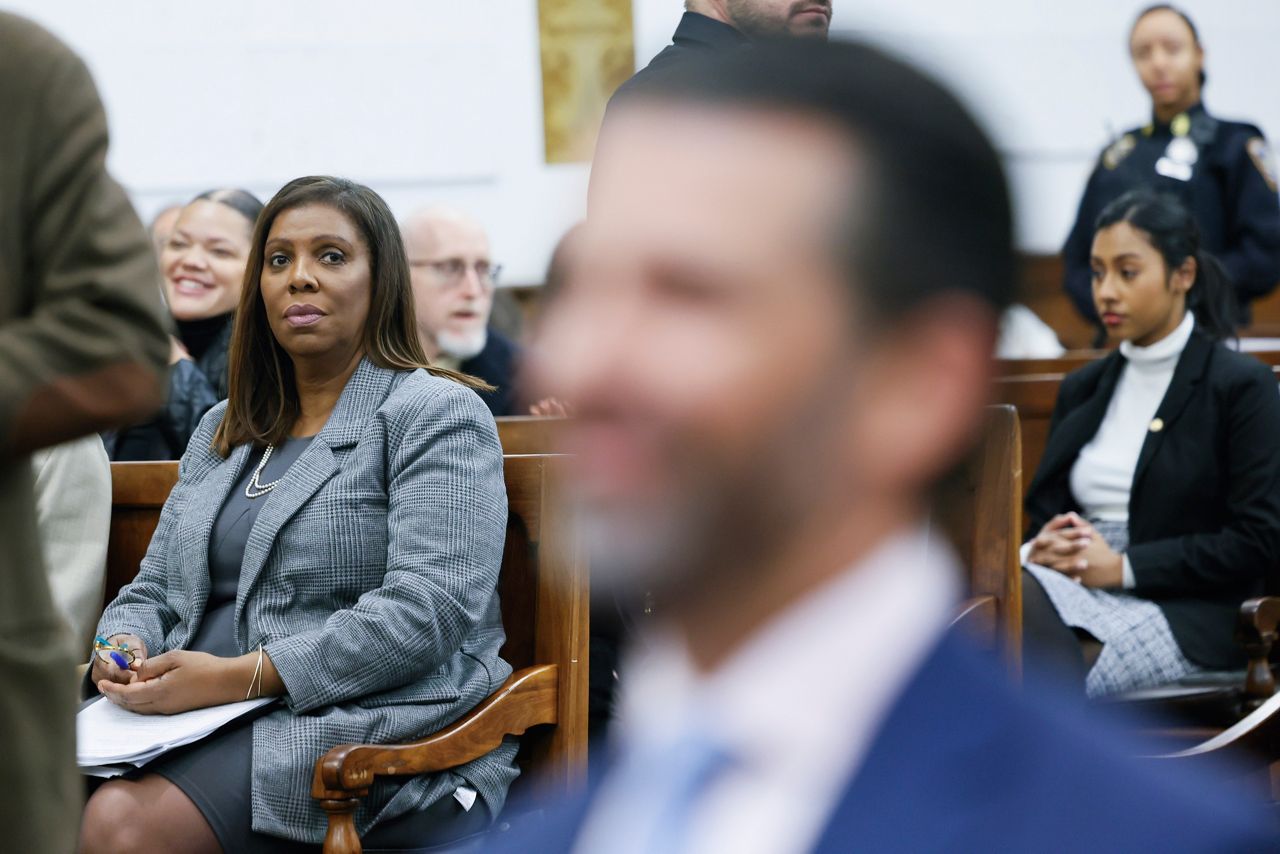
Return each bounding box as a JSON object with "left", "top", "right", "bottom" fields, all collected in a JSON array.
[{"left": 98, "top": 359, "right": 518, "bottom": 842}]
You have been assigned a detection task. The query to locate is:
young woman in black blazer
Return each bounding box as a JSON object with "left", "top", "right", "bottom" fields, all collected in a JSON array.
[{"left": 1022, "top": 189, "right": 1280, "bottom": 697}]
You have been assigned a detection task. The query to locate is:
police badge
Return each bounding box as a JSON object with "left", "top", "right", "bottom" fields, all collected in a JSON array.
[
  {"left": 1156, "top": 135, "right": 1198, "bottom": 182},
  {"left": 1166, "top": 136, "right": 1198, "bottom": 166}
]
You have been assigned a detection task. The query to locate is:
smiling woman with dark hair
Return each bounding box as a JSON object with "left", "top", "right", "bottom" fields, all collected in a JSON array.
[
  {"left": 80, "top": 176, "right": 514, "bottom": 853},
  {"left": 110, "top": 188, "right": 265, "bottom": 461}
]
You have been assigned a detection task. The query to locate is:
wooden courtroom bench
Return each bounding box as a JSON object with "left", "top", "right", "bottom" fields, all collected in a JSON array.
[
  {"left": 494, "top": 415, "right": 569, "bottom": 457},
  {"left": 938, "top": 405, "right": 1023, "bottom": 668},
  {"left": 997, "top": 351, "right": 1109, "bottom": 377},
  {"left": 997, "top": 345, "right": 1280, "bottom": 380},
  {"left": 106, "top": 456, "right": 588, "bottom": 854},
  {"left": 991, "top": 374, "right": 1058, "bottom": 500}
]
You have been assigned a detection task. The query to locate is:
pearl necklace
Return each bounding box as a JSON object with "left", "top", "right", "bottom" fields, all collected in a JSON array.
[{"left": 244, "top": 444, "right": 282, "bottom": 499}]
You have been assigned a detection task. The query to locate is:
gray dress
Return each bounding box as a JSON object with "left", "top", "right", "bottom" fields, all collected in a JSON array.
[
  {"left": 191, "top": 435, "right": 313, "bottom": 657},
  {"left": 142, "top": 438, "right": 489, "bottom": 852}
]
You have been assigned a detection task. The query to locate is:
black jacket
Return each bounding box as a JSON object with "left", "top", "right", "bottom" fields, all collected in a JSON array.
[
  {"left": 1063, "top": 103, "right": 1280, "bottom": 322},
  {"left": 461, "top": 329, "right": 519, "bottom": 417},
  {"left": 609, "top": 13, "right": 748, "bottom": 106},
  {"left": 1024, "top": 329, "right": 1280, "bottom": 669},
  {"left": 106, "top": 315, "right": 231, "bottom": 460}
]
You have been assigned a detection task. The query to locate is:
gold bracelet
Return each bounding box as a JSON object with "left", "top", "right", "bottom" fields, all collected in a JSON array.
[{"left": 245, "top": 644, "right": 264, "bottom": 700}]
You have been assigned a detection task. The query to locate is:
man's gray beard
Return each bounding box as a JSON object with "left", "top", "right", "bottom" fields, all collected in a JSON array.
[
  {"left": 574, "top": 456, "right": 813, "bottom": 607},
  {"left": 437, "top": 327, "right": 488, "bottom": 361},
  {"left": 572, "top": 382, "right": 850, "bottom": 612}
]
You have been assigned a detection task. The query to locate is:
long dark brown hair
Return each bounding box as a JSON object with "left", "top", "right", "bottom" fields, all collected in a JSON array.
[
  {"left": 212, "top": 175, "right": 489, "bottom": 457},
  {"left": 1095, "top": 189, "right": 1236, "bottom": 341}
]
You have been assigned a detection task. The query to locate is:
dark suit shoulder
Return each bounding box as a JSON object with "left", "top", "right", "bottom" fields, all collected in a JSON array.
[
  {"left": 1214, "top": 116, "right": 1267, "bottom": 142},
  {"left": 461, "top": 330, "right": 518, "bottom": 382},
  {"left": 991, "top": 653, "right": 1272, "bottom": 849},
  {"left": 610, "top": 43, "right": 695, "bottom": 103},
  {"left": 1207, "top": 340, "right": 1276, "bottom": 383},
  {"left": 610, "top": 13, "right": 746, "bottom": 104},
  {"left": 830, "top": 637, "right": 1275, "bottom": 851},
  {"left": 1059, "top": 351, "right": 1121, "bottom": 404},
  {"left": 459, "top": 330, "right": 520, "bottom": 417},
  {"left": 484, "top": 328, "right": 519, "bottom": 363}
]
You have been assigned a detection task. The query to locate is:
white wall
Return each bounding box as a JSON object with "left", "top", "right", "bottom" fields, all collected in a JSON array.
[
  {"left": 6, "top": 1, "right": 1280, "bottom": 282},
  {"left": 5, "top": 1, "right": 588, "bottom": 284}
]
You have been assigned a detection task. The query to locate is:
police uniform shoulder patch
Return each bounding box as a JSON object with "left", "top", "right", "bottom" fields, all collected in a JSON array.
[
  {"left": 1247, "top": 136, "right": 1278, "bottom": 192},
  {"left": 1103, "top": 133, "right": 1136, "bottom": 170}
]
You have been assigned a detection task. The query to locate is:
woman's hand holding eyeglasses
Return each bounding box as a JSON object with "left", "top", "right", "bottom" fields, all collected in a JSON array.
[{"left": 90, "top": 633, "right": 148, "bottom": 687}]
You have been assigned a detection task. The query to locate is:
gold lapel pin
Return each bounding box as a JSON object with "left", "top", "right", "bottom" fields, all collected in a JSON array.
[{"left": 1150, "top": 417, "right": 1165, "bottom": 433}]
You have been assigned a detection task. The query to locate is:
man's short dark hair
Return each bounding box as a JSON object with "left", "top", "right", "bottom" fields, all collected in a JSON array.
[{"left": 630, "top": 39, "right": 1015, "bottom": 320}]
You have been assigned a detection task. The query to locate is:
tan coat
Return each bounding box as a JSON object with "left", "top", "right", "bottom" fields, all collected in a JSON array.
[
  {"left": 0, "top": 13, "right": 169, "bottom": 851},
  {"left": 33, "top": 436, "right": 112, "bottom": 649}
]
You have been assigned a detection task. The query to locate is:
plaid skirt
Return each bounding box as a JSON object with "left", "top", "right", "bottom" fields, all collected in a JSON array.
[{"left": 1025, "top": 520, "right": 1201, "bottom": 698}]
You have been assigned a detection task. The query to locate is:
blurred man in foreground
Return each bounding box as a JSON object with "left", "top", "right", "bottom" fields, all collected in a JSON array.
[
  {"left": 520, "top": 41, "right": 1272, "bottom": 852},
  {"left": 0, "top": 12, "right": 170, "bottom": 851},
  {"left": 403, "top": 206, "right": 520, "bottom": 415}
]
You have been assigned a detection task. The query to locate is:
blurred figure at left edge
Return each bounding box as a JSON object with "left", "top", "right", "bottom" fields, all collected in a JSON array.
[{"left": 0, "top": 12, "right": 170, "bottom": 852}]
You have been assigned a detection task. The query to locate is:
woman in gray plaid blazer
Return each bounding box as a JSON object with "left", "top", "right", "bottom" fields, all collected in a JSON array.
[{"left": 80, "top": 177, "right": 518, "bottom": 853}]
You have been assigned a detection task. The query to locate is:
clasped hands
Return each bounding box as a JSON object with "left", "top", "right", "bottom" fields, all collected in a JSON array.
[
  {"left": 1028, "top": 512, "right": 1124, "bottom": 589},
  {"left": 92, "top": 634, "right": 269, "bottom": 715}
]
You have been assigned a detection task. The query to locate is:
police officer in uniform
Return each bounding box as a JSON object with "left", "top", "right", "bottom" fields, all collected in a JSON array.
[{"left": 1063, "top": 4, "right": 1280, "bottom": 325}]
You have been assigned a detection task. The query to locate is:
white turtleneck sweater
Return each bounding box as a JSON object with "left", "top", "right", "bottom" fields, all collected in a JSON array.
[
  {"left": 1063, "top": 311, "right": 1195, "bottom": 587},
  {"left": 1070, "top": 311, "right": 1194, "bottom": 519}
]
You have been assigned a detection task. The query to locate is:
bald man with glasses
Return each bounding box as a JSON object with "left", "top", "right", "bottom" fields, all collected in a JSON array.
[{"left": 402, "top": 207, "right": 519, "bottom": 416}]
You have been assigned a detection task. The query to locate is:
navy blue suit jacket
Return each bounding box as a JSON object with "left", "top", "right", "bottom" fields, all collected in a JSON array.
[{"left": 496, "top": 634, "right": 1274, "bottom": 852}]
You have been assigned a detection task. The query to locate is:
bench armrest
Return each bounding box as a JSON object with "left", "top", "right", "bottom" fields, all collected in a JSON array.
[
  {"left": 1237, "top": 598, "right": 1280, "bottom": 707},
  {"left": 311, "top": 664, "right": 559, "bottom": 854}
]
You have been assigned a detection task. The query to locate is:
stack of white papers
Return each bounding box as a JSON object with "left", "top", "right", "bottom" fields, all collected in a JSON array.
[{"left": 77, "top": 696, "right": 275, "bottom": 778}]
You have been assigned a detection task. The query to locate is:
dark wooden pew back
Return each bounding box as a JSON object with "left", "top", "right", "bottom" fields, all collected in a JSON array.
[{"left": 936, "top": 405, "right": 1023, "bottom": 664}]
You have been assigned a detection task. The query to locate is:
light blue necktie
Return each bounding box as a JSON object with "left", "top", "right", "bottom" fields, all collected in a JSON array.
[{"left": 607, "top": 726, "right": 733, "bottom": 854}]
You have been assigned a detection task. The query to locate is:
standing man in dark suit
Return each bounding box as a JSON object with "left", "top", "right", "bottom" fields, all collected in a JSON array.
[
  {"left": 403, "top": 207, "right": 520, "bottom": 416},
  {"left": 0, "top": 12, "right": 170, "bottom": 852},
  {"left": 614, "top": 0, "right": 830, "bottom": 98},
  {"left": 606, "top": 0, "right": 831, "bottom": 122},
  {"left": 515, "top": 41, "right": 1273, "bottom": 852}
]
